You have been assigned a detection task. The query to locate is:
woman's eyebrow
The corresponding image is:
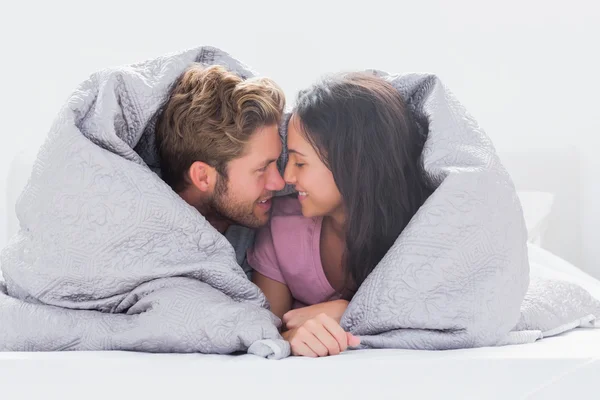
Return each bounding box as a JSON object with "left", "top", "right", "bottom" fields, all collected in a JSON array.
[{"left": 288, "top": 149, "right": 306, "bottom": 156}]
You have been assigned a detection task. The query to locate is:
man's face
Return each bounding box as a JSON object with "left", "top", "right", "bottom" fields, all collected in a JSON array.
[{"left": 209, "top": 124, "right": 285, "bottom": 228}]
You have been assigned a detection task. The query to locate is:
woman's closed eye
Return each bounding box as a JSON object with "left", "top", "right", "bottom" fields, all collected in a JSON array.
[{"left": 295, "top": 163, "right": 305, "bottom": 168}]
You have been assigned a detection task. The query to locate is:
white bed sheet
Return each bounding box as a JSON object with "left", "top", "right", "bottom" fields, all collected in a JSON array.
[{"left": 1, "top": 246, "right": 599, "bottom": 400}]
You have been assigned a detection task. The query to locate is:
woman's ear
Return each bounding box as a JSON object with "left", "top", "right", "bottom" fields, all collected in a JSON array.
[{"left": 187, "top": 161, "right": 217, "bottom": 193}]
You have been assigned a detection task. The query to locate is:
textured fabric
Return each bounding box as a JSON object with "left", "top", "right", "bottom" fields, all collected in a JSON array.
[
  {"left": 247, "top": 196, "right": 338, "bottom": 308},
  {"left": 0, "top": 46, "right": 288, "bottom": 358},
  {"left": 339, "top": 71, "right": 600, "bottom": 349},
  {"left": 0, "top": 47, "right": 598, "bottom": 356}
]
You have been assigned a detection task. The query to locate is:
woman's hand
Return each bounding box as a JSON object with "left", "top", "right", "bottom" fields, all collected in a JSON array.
[
  {"left": 282, "top": 313, "right": 360, "bottom": 357},
  {"left": 283, "top": 299, "right": 349, "bottom": 330}
]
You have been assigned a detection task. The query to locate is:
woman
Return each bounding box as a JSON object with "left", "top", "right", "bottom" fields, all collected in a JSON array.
[{"left": 247, "top": 72, "right": 432, "bottom": 357}]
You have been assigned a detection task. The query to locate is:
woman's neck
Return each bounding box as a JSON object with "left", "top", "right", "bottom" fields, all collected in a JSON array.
[{"left": 324, "top": 209, "right": 346, "bottom": 239}]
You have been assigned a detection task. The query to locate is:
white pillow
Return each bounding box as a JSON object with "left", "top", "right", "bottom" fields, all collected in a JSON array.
[{"left": 516, "top": 190, "right": 555, "bottom": 245}]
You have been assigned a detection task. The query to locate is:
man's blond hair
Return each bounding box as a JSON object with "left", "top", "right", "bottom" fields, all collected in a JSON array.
[{"left": 155, "top": 64, "right": 285, "bottom": 192}]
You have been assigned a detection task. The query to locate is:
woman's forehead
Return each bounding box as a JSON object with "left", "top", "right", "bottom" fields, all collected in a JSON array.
[{"left": 287, "top": 115, "right": 305, "bottom": 144}]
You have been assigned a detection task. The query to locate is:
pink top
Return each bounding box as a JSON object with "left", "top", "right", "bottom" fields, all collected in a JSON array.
[{"left": 247, "top": 196, "right": 339, "bottom": 308}]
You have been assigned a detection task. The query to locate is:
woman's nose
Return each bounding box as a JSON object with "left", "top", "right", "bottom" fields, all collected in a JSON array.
[{"left": 283, "top": 162, "right": 296, "bottom": 185}]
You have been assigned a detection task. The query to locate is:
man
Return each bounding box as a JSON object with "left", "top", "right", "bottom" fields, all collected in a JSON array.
[{"left": 155, "top": 64, "right": 286, "bottom": 272}]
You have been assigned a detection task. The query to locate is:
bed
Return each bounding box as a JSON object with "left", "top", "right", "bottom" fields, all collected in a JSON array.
[{"left": 1, "top": 148, "right": 599, "bottom": 399}]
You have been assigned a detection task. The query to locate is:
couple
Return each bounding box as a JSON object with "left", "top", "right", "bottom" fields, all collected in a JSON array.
[{"left": 155, "top": 64, "right": 431, "bottom": 357}]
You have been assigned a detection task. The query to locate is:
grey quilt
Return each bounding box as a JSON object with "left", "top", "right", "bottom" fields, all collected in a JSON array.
[
  {"left": 339, "top": 71, "right": 600, "bottom": 349},
  {"left": 1, "top": 46, "right": 598, "bottom": 357}
]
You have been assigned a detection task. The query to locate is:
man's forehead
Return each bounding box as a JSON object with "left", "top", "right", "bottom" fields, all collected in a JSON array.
[{"left": 239, "top": 125, "right": 283, "bottom": 162}]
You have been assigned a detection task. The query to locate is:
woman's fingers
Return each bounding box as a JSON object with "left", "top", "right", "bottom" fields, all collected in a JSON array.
[
  {"left": 288, "top": 314, "right": 358, "bottom": 357},
  {"left": 315, "top": 313, "right": 349, "bottom": 353},
  {"left": 296, "top": 325, "right": 330, "bottom": 357},
  {"left": 290, "top": 336, "right": 318, "bottom": 357},
  {"left": 303, "top": 317, "right": 342, "bottom": 356},
  {"left": 346, "top": 332, "right": 361, "bottom": 347}
]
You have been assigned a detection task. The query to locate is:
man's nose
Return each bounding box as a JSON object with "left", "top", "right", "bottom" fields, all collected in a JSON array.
[{"left": 266, "top": 166, "right": 285, "bottom": 191}]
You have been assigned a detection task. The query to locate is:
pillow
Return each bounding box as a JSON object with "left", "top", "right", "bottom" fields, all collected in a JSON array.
[{"left": 516, "top": 191, "right": 555, "bottom": 245}]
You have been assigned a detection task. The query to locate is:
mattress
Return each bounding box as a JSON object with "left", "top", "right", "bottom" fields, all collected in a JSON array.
[
  {"left": 1, "top": 245, "right": 599, "bottom": 400},
  {"left": 1, "top": 330, "right": 599, "bottom": 400}
]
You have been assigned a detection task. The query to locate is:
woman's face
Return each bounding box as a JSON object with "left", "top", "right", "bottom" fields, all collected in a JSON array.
[{"left": 284, "top": 114, "right": 343, "bottom": 219}]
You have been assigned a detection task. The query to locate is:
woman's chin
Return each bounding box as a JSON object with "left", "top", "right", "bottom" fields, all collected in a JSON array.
[
  {"left": 299, "top": 203, "right": 314, "bottom": 218},
  {"left": 300, "top": 205, "right": 325, "bottom": 219},
  {"left": 300, "top": 208, "right": 313, "bottom": 218}
]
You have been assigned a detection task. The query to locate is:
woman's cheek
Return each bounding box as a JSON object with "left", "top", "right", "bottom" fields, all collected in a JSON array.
[{"left": 297, "top": 169, "right": 307, "bottom": 187}]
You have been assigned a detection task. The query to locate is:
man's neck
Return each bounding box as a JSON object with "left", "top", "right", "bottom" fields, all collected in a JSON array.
[
  {"left": 204, "top": 214, "right": 231, "bottom": 234},
  {"left": 178, "top": 187, "right": 231, "bottom": 234}
]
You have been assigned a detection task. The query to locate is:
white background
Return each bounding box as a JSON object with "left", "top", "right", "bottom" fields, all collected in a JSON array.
[{"left": 0, "top": 0, "right": 598, "bottom": 274}]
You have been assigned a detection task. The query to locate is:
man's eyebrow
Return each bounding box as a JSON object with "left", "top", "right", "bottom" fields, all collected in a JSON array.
[
  {"left": 288, "top": 149, "right": 306, "bottom": 156},
  {"left": 259, "top": 158, "right": 278, "bottom": 168}
]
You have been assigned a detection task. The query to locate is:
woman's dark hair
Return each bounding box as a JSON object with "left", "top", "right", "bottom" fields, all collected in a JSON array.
[{"left": 294, "top": 72, "right": 432, "bottom": 297}]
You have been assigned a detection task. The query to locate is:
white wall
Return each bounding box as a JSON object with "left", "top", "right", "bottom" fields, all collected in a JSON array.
[{"left": 1, "top": 0, "right": 599, "bottom": 272}]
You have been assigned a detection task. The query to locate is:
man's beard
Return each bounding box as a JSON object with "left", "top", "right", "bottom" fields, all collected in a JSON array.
[{"left": 208, "top": 174, "right": 269, "bottom": 229}]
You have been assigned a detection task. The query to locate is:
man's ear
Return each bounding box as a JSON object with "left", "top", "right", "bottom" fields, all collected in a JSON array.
[{"left": 187, "top": 161, "right": 217, "bottom": 193}]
